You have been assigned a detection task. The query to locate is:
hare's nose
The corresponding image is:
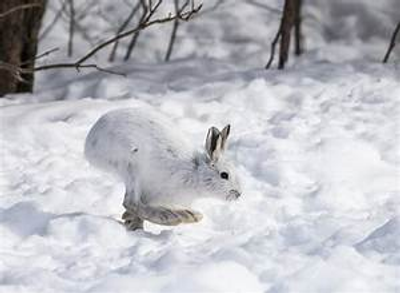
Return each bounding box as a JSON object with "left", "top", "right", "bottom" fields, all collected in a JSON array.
[{"left": 229, "top": 190, "right": 241, "bottom": 199}]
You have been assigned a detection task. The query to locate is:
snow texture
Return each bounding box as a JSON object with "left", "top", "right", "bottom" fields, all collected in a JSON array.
[{"left": 0, "top": 0, "right": 399, "bottom": 292}]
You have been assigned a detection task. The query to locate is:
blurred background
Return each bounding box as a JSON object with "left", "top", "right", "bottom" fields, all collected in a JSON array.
[
  {"left": 1, "top": 0, "right": 399, "bottom": 97},
  {"left": 39, "top": 0, "right": 400, "bottom": 65}
]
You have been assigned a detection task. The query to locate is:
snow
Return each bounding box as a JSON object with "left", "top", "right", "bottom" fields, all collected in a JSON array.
[{"left": 1, "top": 0, "right": 400, "bottom": 292}]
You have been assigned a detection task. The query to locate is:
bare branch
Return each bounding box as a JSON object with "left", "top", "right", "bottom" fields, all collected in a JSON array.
[
  {"left": 123, "top": 0, "right": 202, "bottom": 61},
  {"left": 1, "top": 1, "right": 202, "bottom": 81},
  {"left": 31, "top": 1, "right": 202, "bottom": 76},
  {"left": 195, "top": 0, "right": 224, "bottom": 16},
  {"left": 109, "top": 1, "right": 142, "bottom": 62},
  {"left": 165, "top": 0, "right": 182, "bottom": 61},
  {"left": 265, "top": 28, "right": 282, "bottom": 69},
  {"left": 21, "top": 47, "right": 60, "bottom": 65},
  {"left": 247, "top": 0, "right": 281, "bottom": 14},
  {"left": 0, "top": 3, "right": 42, "bottom": 19},
  {"left": 265, "top": 0, "right": 296, "bottom": 70},
  {"left": 57, "top": 0, "right": 96, "bottom": 47},
  {"left": 39, "top": 0, "right": 68, "bottom": 40},
  {"left": 75, "top": 0, "right": 97, "bottom": 21},
  {"left": 0, "top": 62, "right": 24, "bottom": 83},
  {"left": 65, "top": 14, "right": 96, "bottom": 47},
  {"left": 1, "top": 47, "right": 59, "bottom": 79},
  {"left": 1, "top": 61, "right": 125, "bottom": 79},
  {"left": 124, "top": 0, "right": 152, "bottom": 61},
  {"left": 34, "top": 63, "right": 125, "bottom": 76},
  {"left": 383, "top": 21, "right": 400, "bottom": 63}
]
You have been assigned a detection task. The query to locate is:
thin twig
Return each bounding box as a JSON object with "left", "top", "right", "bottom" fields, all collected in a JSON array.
[
  {"left": 0, "top": 3, "right": 42, "bottom": 19},
  {"left": 21, "top": 47, "right": 60, "bottom": 65},
  {"left": 124, "top": 0, "right": 151, "bottom": 61},
  {"left": 197, "top": 0, "right": 225, "bottom": 15},
  {"left": 39, "top": 0, "right": 68, "bottom": 40},
  {"left": 109, "top": 1, "right": 141, "bottom": 62},
  {"left": 64, "top": 13, "right": 96, "bottom": 47},
  {"left": 247, "top": 0, "right": 281, "bottom": 14},
  {"left": 32, "top": 2, "right": 202, "bottom": 74},
  {"left": 2, "top": 1, "right": 202, "bottom": 79},
  {"left": 165, "top": 0, "right": 182, "bottom": 61},
  {"left": 0, "top": 62, "right": 24, "bottom": 82},
  {"left": 1, "top": 61, "right": 125, "bottom": 77},
  {"left": 77, "top": 1, "right": 201, "bottom": 65},
  {"left": 75, "top": 0, "right": 96, "bottom": 21},
  {"left": 383, "top": 21, "right": 400, "bottom": 63},
  {"left": 265, "top": 28, "right": 282, "bottom": 69},
  {"left": 36, "top": 63, "right": 125, "bottom": 76}
]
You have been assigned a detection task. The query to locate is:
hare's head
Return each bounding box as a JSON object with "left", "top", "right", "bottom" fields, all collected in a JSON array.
[{"left": 196, "top": 125, "right": 242, "bottom": 201}]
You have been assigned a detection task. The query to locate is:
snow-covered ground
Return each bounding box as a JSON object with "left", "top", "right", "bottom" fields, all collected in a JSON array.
[{"left": 1, "top": 1, "right": 400, "bottom": 292}]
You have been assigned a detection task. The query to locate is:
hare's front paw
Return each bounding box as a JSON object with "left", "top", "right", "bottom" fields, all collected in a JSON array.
[{"left": 122, "top": 210, "right": 143, "bottom": 231}]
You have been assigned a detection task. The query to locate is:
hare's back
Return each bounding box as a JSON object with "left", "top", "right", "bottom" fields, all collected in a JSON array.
[{"left": 85, "top": 108, "right": 191, "bottom": 173}]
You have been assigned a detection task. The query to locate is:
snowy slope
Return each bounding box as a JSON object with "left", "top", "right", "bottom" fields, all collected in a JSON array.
[
  {"left": 1, "top": 0, "right": 400, "bottom": 292},
  {"left": 1, "top": 60, "right": 399, "bottom": 292}
]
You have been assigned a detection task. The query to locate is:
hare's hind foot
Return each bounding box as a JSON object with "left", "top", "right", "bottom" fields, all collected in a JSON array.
[
  {"left": 122, "top": 210, "right": 144, "bottom": 231},
  {"left": 171, "top": 208, "right": 203, "bottom": 224},
  {"left": 139, "top": 205, "right": 203, "bottom": 226},
  {"left": 123, "top": 199, "right": 203, "bottom": 226}
]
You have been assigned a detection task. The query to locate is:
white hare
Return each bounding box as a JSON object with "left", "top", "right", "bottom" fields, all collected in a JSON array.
[{"left": 85, "top": 108, "right": 241, "bottom": 230}]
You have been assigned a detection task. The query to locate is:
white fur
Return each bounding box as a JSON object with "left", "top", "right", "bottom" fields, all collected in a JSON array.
[{"left": 84, "top": 108, "right": 241, "bottom": 210}]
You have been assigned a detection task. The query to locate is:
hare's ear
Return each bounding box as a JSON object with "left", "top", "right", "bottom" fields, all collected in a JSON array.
[
  {"left": 220, "top": 124, "right": 230, "bottom": 150},
  {"left": 205, "top": 126, "right": 222, "bottom": 162}
]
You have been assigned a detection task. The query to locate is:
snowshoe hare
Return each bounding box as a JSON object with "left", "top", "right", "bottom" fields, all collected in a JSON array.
[{"left": 85, "top": 108, "right": 241, "bottom": 230}]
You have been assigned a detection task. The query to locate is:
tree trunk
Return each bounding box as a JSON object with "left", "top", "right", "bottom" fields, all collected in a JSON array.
[
  {"left": 294, "top": 0, "right": 303, "bottom": 56},
  {"left": 0, "top": 0, "right": 46, "bottom": 97},
  {"left": 278, "top": 0, "right": 296, "bottom": 69}
]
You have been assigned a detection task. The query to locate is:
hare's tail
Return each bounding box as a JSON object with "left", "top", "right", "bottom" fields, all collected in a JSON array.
[{"left": 129, "top": 203, "right": 203, "bottom": 226}]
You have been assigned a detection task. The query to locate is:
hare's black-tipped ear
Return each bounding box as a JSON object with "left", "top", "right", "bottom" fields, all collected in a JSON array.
[
  {"left": 220, "top": 124, "right": 230, "bottom": 150},
  {"left": 205, "top": 126, "right": 222, "bottom": 162}
]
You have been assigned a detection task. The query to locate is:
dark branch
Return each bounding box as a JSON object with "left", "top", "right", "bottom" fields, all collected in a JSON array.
[
  {"left": 76, "top": 0, "right": 201, "bottom": 65},
  {"left": 165, "top": 0, "right": 182, "bottom": 61},
  {"left": 39, "top": 0, "right": 68, "bottom": 40},
  {"left": 1, "top": 1, "right": 202, "bottom": 79},
  {"left": 32, "top": 1, "right": 202, "bottom": 75},
  {"left": 265, "top": 28, "right": 282, "bottom": 69},
  {"left": 108, "top": 2, "right": 142, "bottom": 62},
  {"left": 124, "top": 0, "right": 150, "bottom": 61},
  {"left": 383, "top": 21, "right": 400, "bottom": 63},
  {"left": 34, "top": 63, "right": 125, "bottom": 76},
  {"left": 247, "top": 0, "right": 281, "bottom": 14},
  {"left": 21, "top": 47, "right": 60, "bottom": 65},
  {"left": 265, "top": 0, "right": 296, "bottom": 70}
]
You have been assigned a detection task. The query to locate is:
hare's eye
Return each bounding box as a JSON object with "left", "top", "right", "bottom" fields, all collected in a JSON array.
[{"left": 220, "top": 172, "right": 229, "bottom": 180}]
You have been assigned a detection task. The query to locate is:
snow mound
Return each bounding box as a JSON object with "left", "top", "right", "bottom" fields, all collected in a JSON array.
[
  {"left": 356, "top": 217, "right": 400, "bottom": 264},
  {"left": 1, "top": 60, "right": 398, "bottom": 292}
]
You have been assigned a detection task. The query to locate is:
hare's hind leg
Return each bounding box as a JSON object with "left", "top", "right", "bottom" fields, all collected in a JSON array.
[
  {"left": 122, "top": 210, "right": 143, "bottom": 230},
  {"left": 137, "top": 204, "right": 203, "bottom": 226},
  {"left": 122, "top": 186, "right": 144, "bottom": 231}
]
